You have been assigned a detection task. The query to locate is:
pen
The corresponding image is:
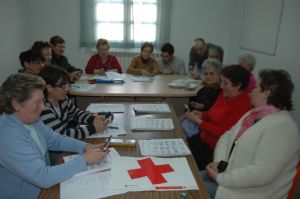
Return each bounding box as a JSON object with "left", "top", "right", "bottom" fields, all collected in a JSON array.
[
  {"left": 155, "top": 186, "right": 185, "bottom": 190},
  {"left": 108, "top": 126, "right": 119, "bottom": 129},
  {"left": 184, "top": 104, "right": 191, "bottom": 112}
]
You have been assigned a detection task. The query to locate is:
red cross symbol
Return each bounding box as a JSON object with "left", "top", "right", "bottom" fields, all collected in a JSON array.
[{"left": 127, "top": 157, "right": 174, "bottom": 184}]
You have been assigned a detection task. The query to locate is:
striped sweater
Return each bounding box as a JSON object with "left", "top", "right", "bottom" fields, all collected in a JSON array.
[{"left": 41, "top": 97, "right": 96, "bottom": 139}]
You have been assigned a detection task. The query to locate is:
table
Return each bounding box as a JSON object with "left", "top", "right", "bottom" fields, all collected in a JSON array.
[
  {"left": 70, "top": 74, "right": 202, "bottom": 116},
  {"left": 38, "top": 103, "right": 210, "bottom": 199}
]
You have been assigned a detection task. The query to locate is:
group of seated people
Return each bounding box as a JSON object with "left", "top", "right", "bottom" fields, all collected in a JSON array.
[{"left": 0, "top": 35, "right": 299, "bottom": 199}]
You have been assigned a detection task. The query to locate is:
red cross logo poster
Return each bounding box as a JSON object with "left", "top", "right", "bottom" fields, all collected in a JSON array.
[{"left": 109, "top": 157, "right": 199, "bottom": 191}]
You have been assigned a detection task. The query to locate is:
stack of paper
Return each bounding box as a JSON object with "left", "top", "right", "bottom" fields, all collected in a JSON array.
[
  {"left": 131, "top": 118, "right": 174, "bottom": 131},
  {"left": 109, "top": 156, "right": 199, "bottom": 192},
  {"left": 132, "top": 103, "right": 171, "bottom": 113},
  {"left": 86, "top": 103, "right": 125, "bottom": 113},
  {"left": 168, "top": 79, "right": 199, "bottom": 89},
  {"left": 63, "top": 148, "right": 120, "bottom": 176},
  {"left": 139, "top": 139, "right": 191, "bottom": 157},
  {"left": 105, "top": 71, "right": 125, "bottom": 80}
]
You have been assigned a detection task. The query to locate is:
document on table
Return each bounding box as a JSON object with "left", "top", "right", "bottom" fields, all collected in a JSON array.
[
  {"left": 139, "top": 139, "right": 191, "bottom": 157},
  {"left": 86, "top": 103, "right": 125, "bottom": 113},
  {"left": 132, "top": 103, "right": 171, "bottom": 113},
  {"left": 109, "top": 156, "right": 199, "bottom": 192},
  {"left": 130, "top": 75, "right": 152, "bottom": 82},
  {"left": 63, "top": 148, "right": 120, "bottom": 176},
  {"left": 60, "top": 170, "right": 126, "bottom": 199},
  {"left": 105, "top": 71, "right": 125, "bottom": 80},
  {"left": 131, "top": 118, "right": 174, "bottom": 131},
  {"left": 86, "top": 123, "right": 126, "bottom": 138},
  {"left": 70, "top": 83, "right": 96, "bottom": 92}
]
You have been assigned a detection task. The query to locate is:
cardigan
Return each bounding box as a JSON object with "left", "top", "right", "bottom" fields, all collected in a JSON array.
[
  {"left": 0, "top": 114, "right": 87, "bottom": 199},
  {"left": 214, "top": 111, "right": 300, "bottom": 199},
  {"left": 199, "top": 92, "right": 252, "bottom": 149},
  {"left": 127, "top": 55, "right": 160, "bottom": 75},
  {"left": 85, "top": 54, "right": 122, "bottom": 74},
  {"left": 40, "top": 97, "right": 96, "bottom": 139}
]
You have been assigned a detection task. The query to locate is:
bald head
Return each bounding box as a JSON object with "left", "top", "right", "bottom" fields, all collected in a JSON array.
[{"left": 194, "top": 39, "right": 207, "bottom": 55}]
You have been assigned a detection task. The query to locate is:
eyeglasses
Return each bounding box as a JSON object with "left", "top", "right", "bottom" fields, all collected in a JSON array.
[{"left": 55, "top": 83, "right": 70, "bottom": 89}]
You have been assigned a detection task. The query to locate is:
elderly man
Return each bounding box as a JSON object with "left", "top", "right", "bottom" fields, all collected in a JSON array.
[{"left": 157, "top": 43, "right": 186, "bottom": 75}]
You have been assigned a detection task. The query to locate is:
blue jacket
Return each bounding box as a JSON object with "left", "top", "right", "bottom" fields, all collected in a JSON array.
[{"left": 0, "top": 114, "right": 87, "bottom": 199}]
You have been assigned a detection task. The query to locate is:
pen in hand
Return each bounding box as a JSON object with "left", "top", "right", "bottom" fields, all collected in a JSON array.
[
  {"left": 184, "top": 104, "right": 191, "bottom": 113},
  {"left": 102, "top": 135, "right": 112, "bottom": 151}
]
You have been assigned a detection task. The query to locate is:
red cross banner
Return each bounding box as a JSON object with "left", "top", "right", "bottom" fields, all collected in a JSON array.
[{"left": 109, "top": 156, "right": 199, "bottom": 192}]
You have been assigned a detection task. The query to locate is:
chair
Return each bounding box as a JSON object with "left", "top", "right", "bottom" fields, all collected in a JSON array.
[{"left": 287, "top": 160, "right": 300, "bottom": 199}]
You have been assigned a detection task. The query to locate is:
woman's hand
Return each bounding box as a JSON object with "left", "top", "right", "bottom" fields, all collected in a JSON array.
[
  {"left": 190, "top": 101, "right": 205, "bottom": 110},
  {"left": 206, "top": 162, "right": 219, "bottom": 181},
  {"left": 83, "top": 144, "right": 108, "bottom": 165},
  {"left": 189, "top": 71, "right": 200, "bottom": 80},
  {"left": 185, "top": 111, "right": 202, "bottom": 124},
  {"left": 141, "top": 70, "right": 153, "bottom": 77},
  {"left": 93, "top": 116, "right": 109, "bottom": 133}
]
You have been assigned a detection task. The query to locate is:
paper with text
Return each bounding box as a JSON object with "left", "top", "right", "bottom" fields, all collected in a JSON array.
[
  {"left": 86, "top": 103, "right": 125, "bottom": 113},
  {"left": 86, "top": 123, "right": 126, "bottom": 138},
  {"left": 139, "top": 139, "right": 191, "bottom": 157},
  {"left": 132, "top": 103, "right": 171, "bottom": 113},
  {"left": 63, "top": 148, "right": 120, "bottom": 176},
  {"left": 60, "top": 170, "right": 126, "bottom": 199},
  {"left": 131, "top": 118, "right": 174, "bottom": 131}
]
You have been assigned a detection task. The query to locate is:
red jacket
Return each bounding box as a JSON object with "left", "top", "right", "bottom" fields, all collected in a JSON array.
[
  {"left": 85, "top": 54, "right": 122, "bottom": 74},
  {"left": 199, "top": 92, "right": 252, "bottom": 149}
]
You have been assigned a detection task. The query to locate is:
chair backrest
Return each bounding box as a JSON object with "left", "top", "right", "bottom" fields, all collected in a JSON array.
[{"left": 287, "top": 160, "right": 300, "bottom": 199}]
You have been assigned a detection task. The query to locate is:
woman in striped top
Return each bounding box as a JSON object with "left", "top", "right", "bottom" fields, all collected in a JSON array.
[{"left": 40, "top": 65, "right": 109, "bottom": 139}]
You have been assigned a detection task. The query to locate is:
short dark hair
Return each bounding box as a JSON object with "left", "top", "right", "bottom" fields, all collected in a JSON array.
[
  {"left": 221, "top": 64, "right": 250, "bottom": 91},
  {"left": 39, "top": 65, "right": 70, "bottom": 88},
  {"left": 31, "top": 41, "right": 51, "bottom": 52},
  {"left": 19, "top": 50, "right": 45, "bottom": 67},
  {"left": 0, "top": 73, "right": 45, "bottom": 114},
  {"left": 161, "top": 43, "right": 174, "bottom": 55},
  {"left": 259, "top": 69, "right": 294, "bottom": 110},
  {"left": 50, "top": 35, "right": 65, "bottom": 46},
  {"left": 141, "top": 42, "right": 154, "bottom": 53}
]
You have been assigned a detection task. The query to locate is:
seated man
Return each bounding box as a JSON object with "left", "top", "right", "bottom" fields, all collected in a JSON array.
[
  {"left": 50, "top": 35, "right": 82, "bottom": 82},
  {"left": 157, "top": 43, "right": 186, "bottom": 75}
]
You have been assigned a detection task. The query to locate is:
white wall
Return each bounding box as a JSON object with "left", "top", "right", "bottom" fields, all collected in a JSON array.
[
  {"left": 0, "top": 0, "right": 299, "bottom": 126},
  {"left": 0, "top": 0, "right": 30, "bottom": 83}
]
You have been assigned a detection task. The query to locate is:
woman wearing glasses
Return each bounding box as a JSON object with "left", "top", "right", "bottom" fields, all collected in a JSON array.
[{"left": 39, "top": 65, "right": 109, "bottom": 139}]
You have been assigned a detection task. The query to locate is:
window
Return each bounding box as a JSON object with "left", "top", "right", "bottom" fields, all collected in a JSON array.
[{"left": 80, "top": 0, "right": 172, "bottom": 49}]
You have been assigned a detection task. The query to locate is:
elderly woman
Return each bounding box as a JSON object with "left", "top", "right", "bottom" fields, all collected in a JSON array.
[
  {"left": 19, "top": 49, "right": 45, "bottom": 75},
  {"left": 188, "top": 58, "right": 223, "bottom": 111},
  {"left": 127, "top": 42, "right": 160, "bottom": 76},
  {"left": 0, "top": 73, "right": 108, "bottom": 199},
  {"left": 40, "top": 65, "right": 109, "bottom": 139},
  {"left": 239, "top": 53, "right": 256, "bottom": 92},
  {"left": 85, "top": 38, "right": 122, "bottom": 74},
  {"left": 203, "top": 69, "right": 300, "bottom": 199},
  {"left": 183, "top": 65, "right": 252, "bottom": 170}
]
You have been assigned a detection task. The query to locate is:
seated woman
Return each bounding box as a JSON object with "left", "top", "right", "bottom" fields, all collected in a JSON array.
[
  {"left": 85, "top": 38, "right": 122, "bottom": 74},
  {"left": 182, "top": 65, "right": 252, "bottom": 170},
  {"left": 202, "top": 69, "right": 299, "bottom": 199},
  {"left": 127, "top": 42, "right": 160, "bottom": 76},
  {"left": 188, "top": 58, "right": 222, "bottom": 112},
  {"left": 19, "top": 49, "right": 45, "bottom": 75},
  {"left": 239, "top": 53, "right": 256, "bottom": 93},
  {"left": 31, "top": 41, "right": 52, "bottom": 67},
  {"left": 40, "top": 65, "right": 109, "bottom": 139},
  {"left": 0, "top": 73, "right": 108, "bottom": 199}
]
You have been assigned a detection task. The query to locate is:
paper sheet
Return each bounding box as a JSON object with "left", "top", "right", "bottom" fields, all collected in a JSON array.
[
  {"left": 70, "top": 83, "right": 96, "bottom": 92},
  {"left": 131, "top": 118, "right": 174, "bottom": 131},
  {"left": 130, "top": 75, "right": 152, "bottom": 82},
  {"left": 60, "top": 170, "right": 126, "bottom": 199},
  {"left": 86, "top": 123, "right": 126, "bottom": 138},
  {"left": 63, "top": 148, "right": 120, "bottom": 176},
  {"left": 139, "top": 139, "right": 191, "bottom": 157},
  {"left": 132, "top": 103, "right": 171, "bottom": 113},
  {"left": 86, "top": 103, "right": 125, "bottom": 113}
]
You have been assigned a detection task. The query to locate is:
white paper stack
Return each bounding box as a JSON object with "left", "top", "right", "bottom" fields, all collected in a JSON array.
[
  {"left": 131, "top": 118, "right": 174, "bottom": 131},
  {"left": 139, "top": 139, "right": 191, "bottom": 157},
  {"left": 132, "top": 103, "right": 171, "bottom": 113},
  {"left": 86, "top": 103, "right": 125, "bottom": 113}
]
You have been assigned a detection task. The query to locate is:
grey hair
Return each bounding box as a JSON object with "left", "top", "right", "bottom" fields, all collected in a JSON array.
[
  {"left": 202, "top": 58, "right": 223, "bottom": 74},
  {"left": 0, "top": 73, "right": 45, "bottom": 114},
  {"left": 239, "top": 53, "right": 256, "bottom": 71}
]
